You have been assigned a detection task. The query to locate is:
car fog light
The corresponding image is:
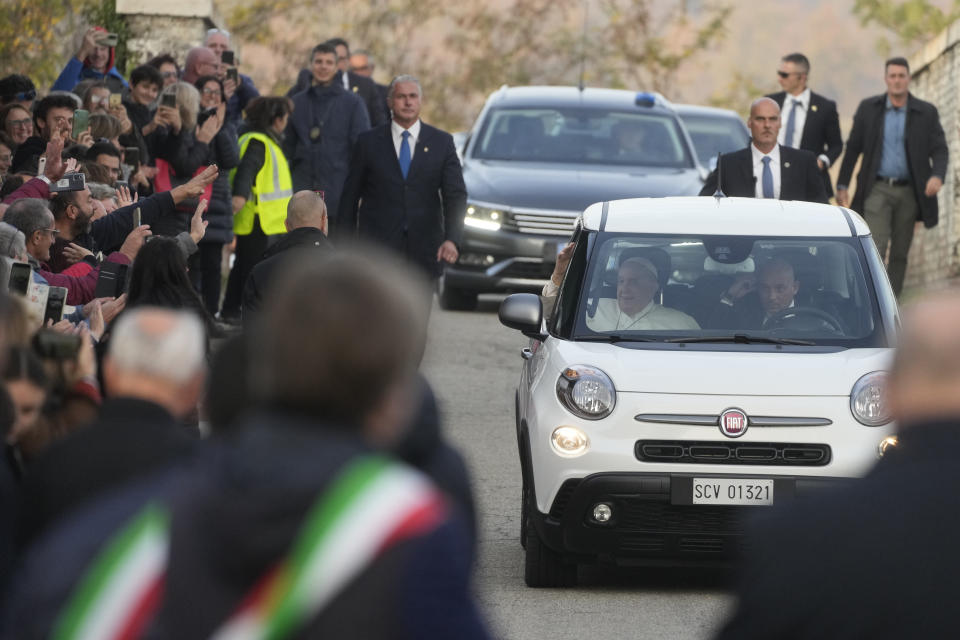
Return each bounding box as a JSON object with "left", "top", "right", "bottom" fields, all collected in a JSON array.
[
  {"left": 551, "top": 426, "right": 589, "bottom": 457},
  {"left": 592, "top": 503, "right": 613, "bottom": 523},
  {"left": 878, "top": 435, "right": 899, "bottom": 458}
]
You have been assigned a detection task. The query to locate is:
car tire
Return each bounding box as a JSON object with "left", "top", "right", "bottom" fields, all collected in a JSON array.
[
  {"left": 524, "top": 507, "right": 577, "bottom": 588},
  {"left": 436, "top": 275, "right": 478, "bottom": 311},
  {"left": 520, "top": 481, "right": 528, "bottom": 549}
]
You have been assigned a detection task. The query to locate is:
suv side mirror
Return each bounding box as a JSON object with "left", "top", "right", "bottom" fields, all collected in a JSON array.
[{"left": 499, "top": 293, "right": 545, "bottom": 339}]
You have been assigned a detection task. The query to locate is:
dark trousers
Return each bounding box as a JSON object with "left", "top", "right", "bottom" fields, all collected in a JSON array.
[
  {"left": 221, "top": 218, "right": 275, "bottom": 319},
  {"left": 189, "top": 241, "right": 224, "bottom": 316}
]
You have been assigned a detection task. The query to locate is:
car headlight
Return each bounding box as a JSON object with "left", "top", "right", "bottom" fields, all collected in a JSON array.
[
  {"left": 850, "top": 371, "right": 891, "bottom": 426},
  {"left": 465, "top": 203, "right": 502, "bottom": 231},
  {"left": 556, "top": 365, "right": 616, "bottom": 420}
]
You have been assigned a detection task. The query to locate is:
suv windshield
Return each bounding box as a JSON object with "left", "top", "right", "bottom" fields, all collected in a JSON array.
[
  {"left": 678, "top": 113, "right": 750, "bottom": 167},
  {"left": 570, "top": 233, "right": 885, "bottom": 347},
  {"left": 472, "top": 107, "right": 695, "bottom": 168}
]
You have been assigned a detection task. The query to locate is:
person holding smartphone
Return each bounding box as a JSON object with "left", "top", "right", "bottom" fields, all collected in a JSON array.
[
  {"left": 204, "top": 28, "right": 261, "bottom": 125},
  {"left": 189, "top": 75, "right": 240, "bottom": 315},
  {"left": 51, "top": 26, "right": 127, "bottom": 94}
]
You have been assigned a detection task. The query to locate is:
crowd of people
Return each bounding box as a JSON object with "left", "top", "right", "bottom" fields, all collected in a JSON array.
[{"left": 0, "top": 26, "right": 485, "bottom": 638}]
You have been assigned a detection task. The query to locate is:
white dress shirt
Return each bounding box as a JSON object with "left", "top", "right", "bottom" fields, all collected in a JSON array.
[
  {"left": 341, "top": 72, "right": 350, "bottom": 91},
  {"left": 392, "top": 119, "right": 421, "bottom": 161},
  {"left": 777, "top": 88, "right": 810, "bottom": 149},
  {"left": 752, "top": 143, "right": 781, "bottom": 199}
]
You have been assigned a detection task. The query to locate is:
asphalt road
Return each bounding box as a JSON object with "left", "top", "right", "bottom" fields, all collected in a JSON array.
[{"left": 421, "top": 296, "right": 734, "bottom": 640}]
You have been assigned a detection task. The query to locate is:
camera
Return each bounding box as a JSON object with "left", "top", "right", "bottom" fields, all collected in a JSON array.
[{"left": 50, "top": 172, "right": 86, "bottom": 193}]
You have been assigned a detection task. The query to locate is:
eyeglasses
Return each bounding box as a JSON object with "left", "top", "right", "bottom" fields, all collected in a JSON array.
[
  {"left": 4, "top": 90, "right": 36, "bottom": 102},
  {"left": 201, "top": 88, "right": 221, "bottom": 95},
  {"left": 777, "top": 70, "right": 801, "bottom": 78},
  {"left": 89, "top": 94, "right": 107, "bottom": 104},
  {"left": 8, "top": 118, "right": 31, "bottom": 129},
  {"left": 41, "top": 228, "right": 60, "bottom": 236},
  {"left": 161, "top": 71, "right": 178, "bottom": 79},
  {"left": 207, "top": 28, "right": 230, "bottom": 37}
]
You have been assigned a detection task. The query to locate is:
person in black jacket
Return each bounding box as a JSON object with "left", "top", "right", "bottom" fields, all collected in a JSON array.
[
  {"left": 716, "top": 290, "right": 960, "bottom": 640},
  {"left": 766, "top": 52, "right": 843, "bottom": 198},
  {"left": 699, "top": 97, "right": 827, "bottom": 203},
  {"left": 242, "top": 190, "right": 329, "bottom": 321},
  {"left": 191, "top": 76, "right": 240, "bottom": 316},
  {"left": 327, "top": 38, "right": 389, "bottom": 127},
  {"left": 338, "top": 75, "right": 467, "bottom": 280},
  {"left": 836, "top": 57, "right": 948, "bottom": 296}
]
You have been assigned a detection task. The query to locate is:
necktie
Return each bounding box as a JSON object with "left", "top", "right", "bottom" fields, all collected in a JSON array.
[
  {"left": 761, "top": 156, "right": 774, "bottom": 198},
  {"left": 784, "top": 99, "right": 801, "bottom": 148},
  {"left": 399, "top": 130, "right": 411, "bottom": 179}
]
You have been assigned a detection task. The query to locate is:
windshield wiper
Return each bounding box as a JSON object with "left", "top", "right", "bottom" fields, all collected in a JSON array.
[
  {"left": 577, "top": 335, "right": 660, "bottom": 343},
  {"left": 664, "top": 334, "right": 815, "bottom": 346}
]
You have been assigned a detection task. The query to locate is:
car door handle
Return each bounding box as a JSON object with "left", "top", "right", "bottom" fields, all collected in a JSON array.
[{"left": 521, "top": 347, "right": 534, "bottom": 360}]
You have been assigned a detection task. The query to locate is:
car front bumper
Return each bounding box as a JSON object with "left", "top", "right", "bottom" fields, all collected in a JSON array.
[{"left": 531, "top": 471, "right": 854, "bottom": 565}]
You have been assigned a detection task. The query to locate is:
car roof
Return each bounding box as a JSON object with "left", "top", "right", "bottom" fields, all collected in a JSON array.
[
  {"left": 486, "top": 85, "right": 677, "bottom": 115},
  {"left": 673, "top": 104, "right": 743, "bottom": 120},
  {"left": 581, "top": 197, "right": 871, "bottom": 237}
]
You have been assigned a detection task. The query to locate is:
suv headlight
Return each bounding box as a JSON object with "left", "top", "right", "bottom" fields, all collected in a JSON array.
[
  {"left": 556, "top": 365, "right": 616, "bottom": 420},
  {"left": 850, "top": 371, "right": 891, "bottom": 426},
  {"left": 465, "top": 203, "right": 502, "bottom": 231}
]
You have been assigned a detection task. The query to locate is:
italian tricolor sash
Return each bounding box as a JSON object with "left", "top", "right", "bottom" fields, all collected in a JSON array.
[
  {"left": 52, "top": 503, "right": 169, "bottom": 640},
  {"left": 211, "top": 455, "right": 447, "bottom": 640}
]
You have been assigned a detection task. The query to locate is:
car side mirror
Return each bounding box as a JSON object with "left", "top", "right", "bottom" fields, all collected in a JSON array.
[{"left": 499, "top": 293, "right": 545, "bottom": 339}]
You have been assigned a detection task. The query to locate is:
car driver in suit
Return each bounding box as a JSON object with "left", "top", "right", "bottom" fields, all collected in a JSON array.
[
  {"left": 700, "top": 97, "right": 828, "bottom": 204},
  {"left": 338, "top": 74, "right": 467, "bottom": 281},
  {"left": 766, "top": 52, "right": 843, "bottom": 199}
]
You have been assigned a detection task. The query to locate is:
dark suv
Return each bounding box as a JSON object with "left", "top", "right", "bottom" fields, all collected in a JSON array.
[{"left": 439, "top": 86, "right": 704, "bottom": 310}]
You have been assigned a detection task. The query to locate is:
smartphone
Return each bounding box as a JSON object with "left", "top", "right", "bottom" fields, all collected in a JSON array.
[
  {"left": 8, "top": 262, "right": 31, "bottom": 295},
  {"left": 43, "top": 286, "right": 67, "bottom": 325},
  {"left": 222, "top": 50, "right": 235, "bottom": 66},
  {"left": 132, "top": 206, "right": 141, "bottom": 227},
  {"left": 116, "top": 180, "right": 130, "bottom": 192},
  {"left": 95, "top": 32, "right": 119, "bottom": 48},
  {"left": 124, "top": 147, "right": 140, "bottom": 171},
  {"left": 94, "top": 261, "right": 128, "bottom": 298},
  {"left": 160, "top": 92, "right": 177, "bottom": 109},
  {"left": 226, "top": 67, "right": 238, "bottom": 84},
  {"left": 72, "top": 109, "right": 90, "bottom": 140},
  {"left": 37, "top": 156, "right": 46, "bottom": 177},
  {"left": 109, "top": 93, "right": 122, "bottom": 108},
  {"left": 197, "top": 107, "right": 216, "bottom": 127},
  {"left": 33, "top": 330, "right": 81, "bottom": 361}
]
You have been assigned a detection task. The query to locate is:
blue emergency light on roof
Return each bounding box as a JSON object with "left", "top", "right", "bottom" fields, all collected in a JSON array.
[{"left": 635, "top": 92, "right": 656, "bottom": 107}]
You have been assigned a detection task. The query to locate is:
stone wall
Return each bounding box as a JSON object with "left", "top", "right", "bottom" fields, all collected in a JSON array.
[
  {"left": 116, "top": 0, "right": 225, "bottom": 67},
  {"left": 903, "top": 23, "right": 960, "bottom": 295}
]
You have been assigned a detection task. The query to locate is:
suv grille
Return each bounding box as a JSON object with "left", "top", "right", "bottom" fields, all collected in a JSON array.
[
  {"left": 636, "top": 440, "right": 831, "bottom": 466},
  {"left": 502, "top": 209, "right": 577, "bottom": 236}
]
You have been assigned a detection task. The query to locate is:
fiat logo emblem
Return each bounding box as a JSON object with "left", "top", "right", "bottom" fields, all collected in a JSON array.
[{"left": 719, "top": 408, "right": 749, "bottom": 438}]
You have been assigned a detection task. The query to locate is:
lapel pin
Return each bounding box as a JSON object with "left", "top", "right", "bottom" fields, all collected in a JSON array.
[
  {"left": 424, "top": 146, "right": 429, "bottom": 152},
  {"left": 352, "top": 86, "right": 358, "bottom": 92},
  {"left": 784, "top": 162, "right": 791, "bottom": 168},
  {"left": 811, "top": 105, "right": 818, "bottom": 112}
]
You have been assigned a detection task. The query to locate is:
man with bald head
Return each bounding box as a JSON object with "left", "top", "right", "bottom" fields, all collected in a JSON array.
[
  {"left": 700, "top": 97, "right": 828, "bottom": 203},
  {"left": 242, "top": 190, "right": 331, "bottom": 320},
  {"left": 182, "top": 47, "right": 219, "bottom": 84},
  {"left": 717, "top": 289, "right": 960, "bottom": 639}
]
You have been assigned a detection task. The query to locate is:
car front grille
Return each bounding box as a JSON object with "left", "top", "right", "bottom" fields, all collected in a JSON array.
[
  {"left": 635, "top": 440, "right": 831, "bottom": 466},
  {"left": 502, "top": 208, "right": 577, "bottom": 236}
]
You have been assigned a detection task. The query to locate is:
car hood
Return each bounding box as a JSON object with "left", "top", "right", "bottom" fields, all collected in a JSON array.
[
  {"left": 548, "top": 342, "right": 891, "bottom": 396},
  {"left": 463, "top": 160, "right": 703, "bottom": 212}
]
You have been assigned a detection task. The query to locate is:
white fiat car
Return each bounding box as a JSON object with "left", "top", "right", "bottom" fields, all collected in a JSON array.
[{"left": 499, "top": 197, "right": 898, "bottom": 587}]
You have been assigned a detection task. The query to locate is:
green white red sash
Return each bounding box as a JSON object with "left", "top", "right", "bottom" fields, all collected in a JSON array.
[
  {"left": 211, "top": 456, "right": 447, "bottom": 640},
  {"left": 52, "top": 503, "right": 169, "bottom": 640}
]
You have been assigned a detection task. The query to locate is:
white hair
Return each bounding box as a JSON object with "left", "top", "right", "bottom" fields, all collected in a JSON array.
[
  {"left": 108, "top": 308, "right": 205, "bottom": 384},
  {"left": 388, "top": 74, "right": 423, "bottom": 101}
]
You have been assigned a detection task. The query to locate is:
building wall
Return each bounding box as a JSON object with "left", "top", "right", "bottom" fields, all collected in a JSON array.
[
  {"left": 904, "top": 26, "right": 960, "bottom": 295},
  {"left": 117, "top": 0, "right": 224, "bottom": 68}
]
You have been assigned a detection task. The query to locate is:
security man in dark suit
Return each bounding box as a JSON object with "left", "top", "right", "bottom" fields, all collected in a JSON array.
[
  {"left": 716, "top": 290, "right": 960, "bottom": 640},
  {"left": 699, "top": 97, "right": 828, "bottom": 203},
  {"left": 338, "top": 74, "right": 467, "bottom": 279},
  {"left": 766, "top": 52, "right": 843, "bottom": 198},
  {"left": 837, "top": 56, "right": 948, "bottom": 296},
  {"left": 327, "top": 38, "right": 389, "bottom": 127}
]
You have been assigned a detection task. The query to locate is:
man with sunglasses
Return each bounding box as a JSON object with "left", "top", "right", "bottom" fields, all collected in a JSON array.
[
  {"left": 0, "top": 74, "right": 37, "bottom": 110},
  {"left": 767, "top": 53, "right": 842, "bottom": 199}
]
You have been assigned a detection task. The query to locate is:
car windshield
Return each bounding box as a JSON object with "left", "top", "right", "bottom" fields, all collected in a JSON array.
[
  {"left": 571, "top": 233, "right": 885, "bottom": 347},
  {"left": 472, "top": 107, "right": 695, "bottom": 168},
  {"left": 678, "top": 113, "right": 750, "bottom": 167}
]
